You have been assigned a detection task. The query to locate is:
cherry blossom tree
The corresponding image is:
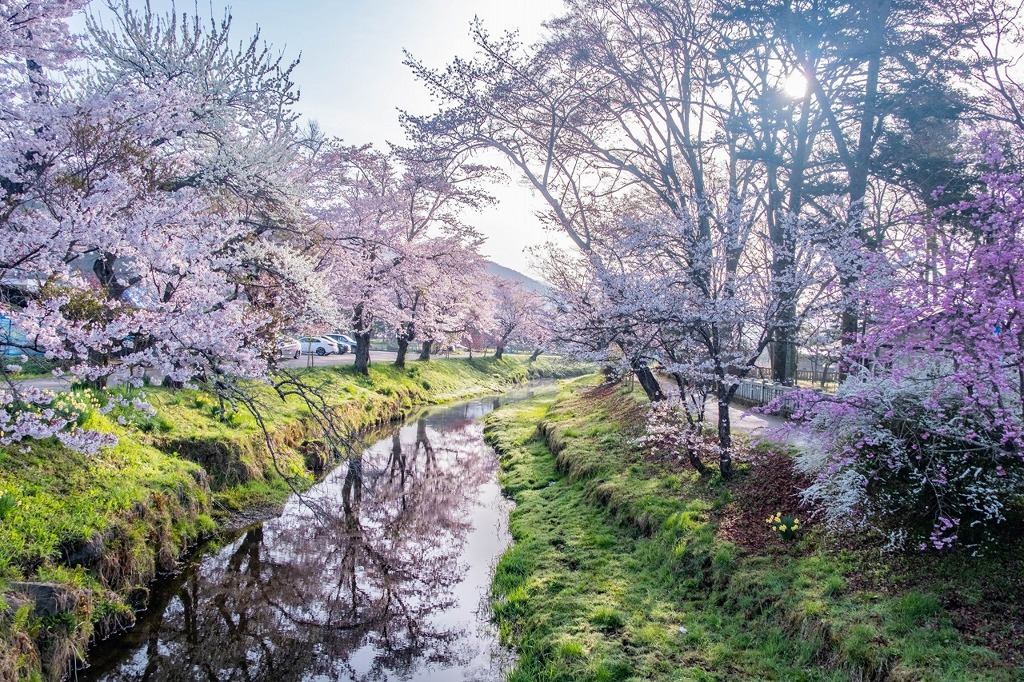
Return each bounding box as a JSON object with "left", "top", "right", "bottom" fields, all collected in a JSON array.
[
  {"left": 0, "top": 1, "right": 109, "bottom": 447},
  {"left": 0, "top": 0, "right": 327, "bottom": 382},
  {"left": 305, "top": 142, "right": 490, "bottom": 374},
  {"left": 391, "top": 239, "right": 489, "bottom": 367},
  {"left": 303, "top": 143, "right": 403, "bottom": 374},
  {"left": 403, "top": 0, "right": 825, "bottom": 390},
  {"left": 0, "top": 1, "right": 340, "bottom": 454},
  {"left": 387, "top": 155, "right": 491, "bottom": 368},
  {"left": 542, "top": 206, "right": 833, "bottom": 476},
  {"left": 412, "top": 266, "right": 491, "bottom": 361},
  {"left": 793, "top": 134, "right": 1024, "bottom": 549},
  {"left": 403, "top": 0, "right": 843, "bottom": 443},
  {"left": 488, "top": 277, "right": 545, "bottom": 360}
]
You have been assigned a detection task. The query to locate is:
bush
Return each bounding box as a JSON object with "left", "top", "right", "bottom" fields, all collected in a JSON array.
[{"left": 795, "top": 373, "right": 1023, "bottom": 550}]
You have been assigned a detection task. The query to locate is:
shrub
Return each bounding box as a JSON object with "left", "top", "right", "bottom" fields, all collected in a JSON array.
[{"left": 794, "top": 373, "right": 1023, "bottom": 550}]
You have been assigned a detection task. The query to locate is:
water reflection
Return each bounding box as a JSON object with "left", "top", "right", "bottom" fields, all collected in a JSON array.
[{"left": 84, "top": 397, "right": 519, "bottom": 682}]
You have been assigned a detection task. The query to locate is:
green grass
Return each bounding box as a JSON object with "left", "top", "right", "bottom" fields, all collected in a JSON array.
[
  {"left": 5, "top": 356, "right": 61, "bottom": 380},
  {"left": 0, "top": 355, "right": 587, "bottom": 680},
  {"left": 0, "top": 407, "right": 212, "bottom": 681},
  {"left": 484, "top": 378, "right": 1018, "bottom": 681}
]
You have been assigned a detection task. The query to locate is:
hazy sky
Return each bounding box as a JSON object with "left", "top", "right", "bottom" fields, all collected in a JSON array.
[{"left": 89, "top": 1, "right": 569, "bottom": 277}]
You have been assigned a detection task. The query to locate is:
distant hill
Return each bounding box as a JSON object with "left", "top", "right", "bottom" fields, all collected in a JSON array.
[{"left": 485, "top": 261, "right": 549, "bottom": 295}]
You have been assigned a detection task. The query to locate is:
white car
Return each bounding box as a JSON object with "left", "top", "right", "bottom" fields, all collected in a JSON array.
[
  {"left": 276, "top": 336, "right": 301, "bottom": 359},
  {"left": 299, "top": 336, "right": 340, "bottom": 356}
]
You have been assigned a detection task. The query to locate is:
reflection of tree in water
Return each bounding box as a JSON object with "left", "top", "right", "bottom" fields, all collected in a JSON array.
[{"left": 88, "top": 409, "right": 500, "bottom": 682}]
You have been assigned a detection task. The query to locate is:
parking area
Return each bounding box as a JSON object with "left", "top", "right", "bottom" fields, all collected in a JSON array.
[{"left": 278, "top": 349, "right": 397, "bottom": 369}]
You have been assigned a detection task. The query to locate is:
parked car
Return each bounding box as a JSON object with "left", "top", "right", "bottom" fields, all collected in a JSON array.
[
  {"left": 330, "top": 333, "right": 358, "bottom": 350},
  {"left": 299, "top": 336, "right": 340, "bottom": 356},
  {"left": 324, "top": 334, "right": 354, "bottom": 354},
  {"left": 276, "top": 336, "right": 301, "bottom": 359}
]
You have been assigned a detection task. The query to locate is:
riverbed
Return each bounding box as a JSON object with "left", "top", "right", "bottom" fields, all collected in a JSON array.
[{"left": 81, "top": 391, "right": 535, "bottom": 681}]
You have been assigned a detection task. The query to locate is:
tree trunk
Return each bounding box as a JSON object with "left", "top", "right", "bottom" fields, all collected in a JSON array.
[
  {"left": 395, "top": 320, "right": 414, "bottom": 369},
  {"left": 494, "top": 344, "right": 505, "bottom": 360},
  {"left": 93, "top": 252, "right": 131, "bottom": 300},
  {"left": 342, "top": 454, "right": 362, "bottom": 530},
  {"left": 767, "top": 67, "right": 814, "bottom": 387},
  {"left": 836, "top": 2, "right": 886, "bottom": 379},
  {"left": 633, "top": 360, "right": 665, "bottom": 402},
  {"left": 716, "top": 392, "right": 733, "bottom": 478},
  {"left": 771, "top": 314, "right": 798, "bottom": 386},
  {"left": 766, "top": 173, "right": 800, "bottom": 387},
  {"left": 764, "top": 183, "right": 800, "bottom": 388},
  {"left": 684, "top": 433, "right": 710, "bottom": 476},
  {"left": 394, "top": 337, "right": 409, "bottom": 368},
  {"left": 714, "top": 383, "right": 740, "bottom": 478},
  {"left": 416, "top": 417, "right": 434, "bottom": 460},
  {"left": 418, "top": 340, "right": 432, "bottom": 361},
  {"left": 686, "top": 449, "right": 710, "bottom": 476},
  {"left": 354, "top": 332, "right": 371, "bottom": 375},
  {"left": 838, "top": 272, "right": 861, "bottom": 381},
  {"left": 85, "top": 349, "right": 110, "bottom": 389},
  {"left": 529, "top": 347, "right": 542, "bottom": 361}
]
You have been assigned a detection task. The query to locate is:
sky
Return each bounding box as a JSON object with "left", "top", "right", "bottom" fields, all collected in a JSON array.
[{"left": 86, "top": 0, "right": 569, "bottom": 278}]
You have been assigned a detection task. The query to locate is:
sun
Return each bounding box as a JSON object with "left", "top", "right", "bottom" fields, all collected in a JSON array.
[{"left": 782, "top": 71, "right": 808, "bottom": 99}]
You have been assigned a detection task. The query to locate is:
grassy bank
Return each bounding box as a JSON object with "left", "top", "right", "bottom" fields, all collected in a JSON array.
[
  {"left": 0, "top": 356, "right": 582, "bottom": 681},
  {"left": 484, "top": 377, "right": 1021, "bottom": 681}
]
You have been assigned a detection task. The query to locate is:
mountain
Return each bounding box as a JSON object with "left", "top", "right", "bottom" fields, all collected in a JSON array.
[{"left": 485, "top": 261, "right": 549, "bottom": 295}]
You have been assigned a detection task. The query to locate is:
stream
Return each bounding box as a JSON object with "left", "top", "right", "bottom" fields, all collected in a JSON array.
[{"left": 81, "top": 388, "right": 541, "bottom": 682}]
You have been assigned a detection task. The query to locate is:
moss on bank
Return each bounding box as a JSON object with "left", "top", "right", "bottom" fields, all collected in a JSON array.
[
  {"left": 484, "top": 377, "right": 1019, "bottom": 682},
  {"left": 0, "top": 356, "right": 581, "bottom": 681}
]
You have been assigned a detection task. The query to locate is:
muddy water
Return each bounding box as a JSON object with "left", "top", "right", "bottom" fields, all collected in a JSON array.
[{"left": 82, "top": 391, "right": 535, "bottom": 682}]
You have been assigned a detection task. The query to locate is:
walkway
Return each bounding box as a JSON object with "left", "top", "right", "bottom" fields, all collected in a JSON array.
[{"left": 702, "top": 400, "right": 811, "bottom": 450}]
